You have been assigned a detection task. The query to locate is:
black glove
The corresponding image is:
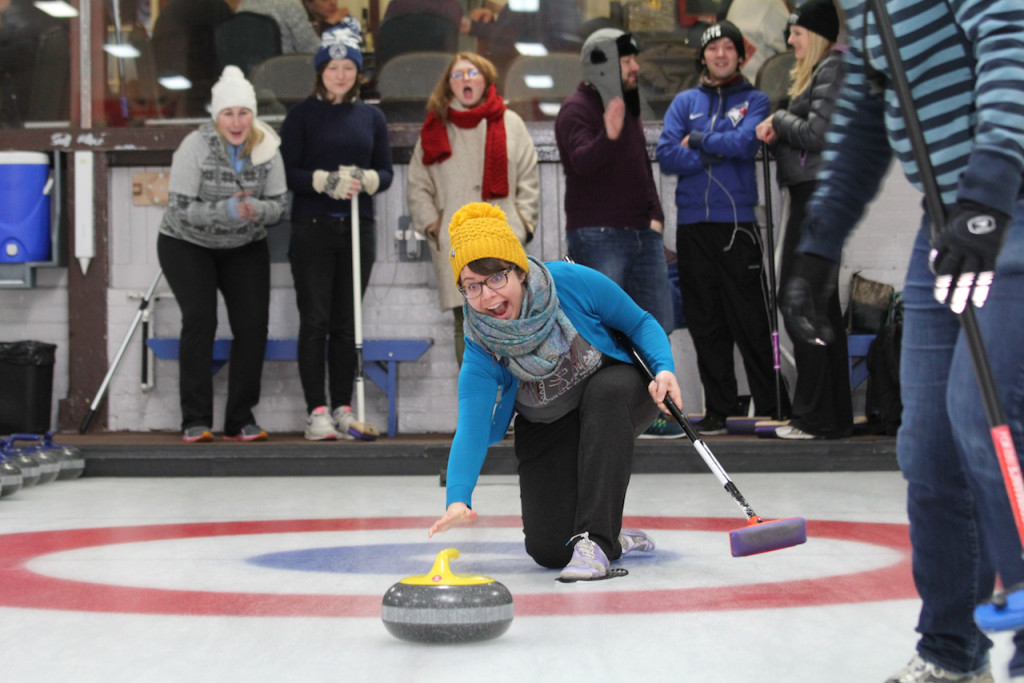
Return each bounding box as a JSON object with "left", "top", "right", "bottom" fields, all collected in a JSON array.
[
  {"left": 929, "top": 200, "right": 1010, "bottom": 314},
  {"left": 781, "top": 253, "right": 840, "bottom": 346}
]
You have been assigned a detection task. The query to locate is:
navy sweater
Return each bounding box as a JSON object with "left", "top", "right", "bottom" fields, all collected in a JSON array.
[{"left": 279, "top": 97, "right": 394, "bottom": 221}]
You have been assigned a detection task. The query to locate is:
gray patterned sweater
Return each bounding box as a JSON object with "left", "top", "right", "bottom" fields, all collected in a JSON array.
[{"left": 159, "top": 120, "right": 288, "bottom": 250}]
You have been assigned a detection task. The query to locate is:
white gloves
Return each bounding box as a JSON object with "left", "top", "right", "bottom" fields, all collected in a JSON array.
[{"left": 312, "top": 167, "right": 380, "bottom": 199}]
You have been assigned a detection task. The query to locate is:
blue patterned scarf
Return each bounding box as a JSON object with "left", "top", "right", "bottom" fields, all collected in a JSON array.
[{"left": 464, "top": 257, "right": 579, "bottom": 382}]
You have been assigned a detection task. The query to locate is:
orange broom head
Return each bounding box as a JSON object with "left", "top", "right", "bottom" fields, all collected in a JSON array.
[{"left": 729, "top": 516, "right": 807, "bottom": 557}]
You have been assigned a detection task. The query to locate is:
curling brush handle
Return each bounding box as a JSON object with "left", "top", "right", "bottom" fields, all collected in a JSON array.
[{"left": 625, "top": 343, "right": 733, "bottom": 489}]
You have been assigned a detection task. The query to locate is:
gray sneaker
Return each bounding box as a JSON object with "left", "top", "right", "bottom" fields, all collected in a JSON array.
[
  {"left": 885, "top": 655, "right": 994, "bottom": 682},
  {"left": 557, "top": 532, "right": 609, "bottom": 582},
  {"left": 619, "top": 528, "right": 656, "bottom": 555},
  {"left": 182, "top": 426, "right": 213, "bottom": 443}
]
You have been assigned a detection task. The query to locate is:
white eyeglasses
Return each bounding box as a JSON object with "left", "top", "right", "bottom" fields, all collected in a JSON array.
[{"left": 450, "top": 69, "right": 481, "bottom": 80}]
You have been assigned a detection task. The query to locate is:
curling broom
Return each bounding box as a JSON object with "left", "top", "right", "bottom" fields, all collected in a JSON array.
[{"left": 627, "top": 343, "right": 807, "bottom": 556}]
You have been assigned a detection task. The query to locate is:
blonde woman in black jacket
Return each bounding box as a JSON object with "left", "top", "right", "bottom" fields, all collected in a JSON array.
[{"left": 756, "top": 0, "right": 849, "bottom": 440}]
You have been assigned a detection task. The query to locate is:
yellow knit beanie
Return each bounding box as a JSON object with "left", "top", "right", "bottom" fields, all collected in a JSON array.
[{"left": 448, "top": 202, "right": 529, "bottom": 285}]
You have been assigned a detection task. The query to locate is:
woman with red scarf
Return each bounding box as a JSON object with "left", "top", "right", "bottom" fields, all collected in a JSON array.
[{"left": 407, "top": 52, "right": 539, "bottom": 364}]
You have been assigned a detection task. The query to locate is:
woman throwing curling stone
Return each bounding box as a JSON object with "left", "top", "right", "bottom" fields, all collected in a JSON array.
[{"left": 428, "top": 203, "right": 682, "bottom": 581}]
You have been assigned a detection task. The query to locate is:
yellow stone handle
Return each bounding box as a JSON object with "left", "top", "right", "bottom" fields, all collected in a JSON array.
[{"left": 401, "top": 548, "right": 495, "bottom": 586}]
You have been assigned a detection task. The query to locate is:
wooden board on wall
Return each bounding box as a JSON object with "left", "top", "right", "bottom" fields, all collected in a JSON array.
[{"left": 131, "top": 171, "right": 169, "bottom": 206}]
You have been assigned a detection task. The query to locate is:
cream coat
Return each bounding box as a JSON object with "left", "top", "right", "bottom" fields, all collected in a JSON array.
[{"left": 407, "top": 107, "right": 540, "bottom": 310}]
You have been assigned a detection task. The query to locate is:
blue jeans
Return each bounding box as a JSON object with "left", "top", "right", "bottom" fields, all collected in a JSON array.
[
  {"left": 900, "top": 206, "right": 1024, "bottom": 674},
  {"left": 567, "top": 226, "right": 674, "bottom": 334}
]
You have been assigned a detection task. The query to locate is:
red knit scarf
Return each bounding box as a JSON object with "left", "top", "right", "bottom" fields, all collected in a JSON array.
[{"left": 419, "top": 84, "right": 509, "bottom": 200}]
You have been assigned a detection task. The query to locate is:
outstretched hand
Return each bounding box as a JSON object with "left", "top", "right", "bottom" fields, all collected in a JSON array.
[{"left": 428, "top": 502, "right": 478, "bottom": 537}]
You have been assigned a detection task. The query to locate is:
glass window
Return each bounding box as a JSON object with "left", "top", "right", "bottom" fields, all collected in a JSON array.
[
  {"left": 1, "top": 0, "right": 740, "bottom": 130},
  {"left": 0, "top": 0, "right": 73, "bottom": 128}
]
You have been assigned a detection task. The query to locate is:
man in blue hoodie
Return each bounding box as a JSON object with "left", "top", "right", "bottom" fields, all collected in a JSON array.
[{"left": 656, "top": 21, "right": 788, "bottom": 435}]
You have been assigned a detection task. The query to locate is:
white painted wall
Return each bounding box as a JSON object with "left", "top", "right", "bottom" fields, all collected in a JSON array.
[{"left": 0, "top": 152, "right": 920, "bottom": 434}]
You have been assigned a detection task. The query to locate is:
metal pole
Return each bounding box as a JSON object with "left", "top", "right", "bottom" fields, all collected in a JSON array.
[
  {"left": 351, "top": 195, "right": 366, "bottom": 423},
  {"left": 79, "top": 269, "right": 163, "bottom": 433},
  {"left": 761, "top": 142, "right": 783, "bottom": 420}
]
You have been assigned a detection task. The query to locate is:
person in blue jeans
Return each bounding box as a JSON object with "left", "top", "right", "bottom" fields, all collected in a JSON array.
[
  {"left": 780, "top": 0, "right": 1024, "bottom": 680},
  {"left": 554, "top": 28, "right": 682, "bottom": 440},
  {"left": 657, "top": 21, "right": 789, "bottom": 435}
]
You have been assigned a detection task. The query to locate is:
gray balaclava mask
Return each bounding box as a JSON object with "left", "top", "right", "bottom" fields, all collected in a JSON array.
[{"left": 581, "top": 28, "right": 641, "bottom": 117}]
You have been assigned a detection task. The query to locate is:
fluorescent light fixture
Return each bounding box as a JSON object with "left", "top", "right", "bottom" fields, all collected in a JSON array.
[
  {"left": 33, "top": 0, "right": 78, "bottom": 17},
  {"left": 538, "top": 102, "right": 561, "bottom": 117},
  {"left": 514, "top": 42, "right": 548, "bottom": 56},
  {"left": 524, "top": 74, "right": 554, "bottom": 89},
  {"left": 508, "top": 0, "right": 539, "bottom": 10},
  {"left": 103, "top": 44, "right": 141, "bottom": 59},
  {"left": 159, "top": 75, "right": 193, "bottom": 91}
]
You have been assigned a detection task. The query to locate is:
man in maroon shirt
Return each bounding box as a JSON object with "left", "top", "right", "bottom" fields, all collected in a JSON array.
[{"left": 555, "top": 29, "right": 682, "bottom": 439}]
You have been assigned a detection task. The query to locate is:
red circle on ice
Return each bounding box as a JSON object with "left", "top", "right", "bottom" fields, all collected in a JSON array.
[{"left": 0, "top": 516, "right": 913, "bottom": 616}]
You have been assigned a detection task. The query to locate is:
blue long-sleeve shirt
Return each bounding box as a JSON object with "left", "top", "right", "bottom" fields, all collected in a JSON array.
[
  {"left": 445, "top": 261, "right": 676, "bottom": 508},
  {"left": 279, "top": 97, "right": 394, "bottom": 221},
  {"left": 657, "top": 78, "right": 768, "bottom": 225},
  {"left": 799, "top": 0, "right": 1024, "bottom": 262}
]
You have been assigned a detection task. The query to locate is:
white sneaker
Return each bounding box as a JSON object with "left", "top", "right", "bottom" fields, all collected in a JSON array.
[
  {"left": 332, "top": 406, "right": 379, "bottom": 441},
  {"left": 557, "top": 532, "right": 609, "bottom": 582},
  {"left": 619, "top": 528, "right": 656, "bottom": 555},
  {"left": 775, "top": 424, "right": 818, "bottom": 440},
  {"left": 304, "top": 406, "right": 339, "bottom": 441},
  {"left": 885, "top": 655, "right": 994, "bottom": 682}
]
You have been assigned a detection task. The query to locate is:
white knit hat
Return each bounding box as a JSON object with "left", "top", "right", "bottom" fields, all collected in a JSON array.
[{"left": 210, "top": 66, "right": 257, "bottom": 120}]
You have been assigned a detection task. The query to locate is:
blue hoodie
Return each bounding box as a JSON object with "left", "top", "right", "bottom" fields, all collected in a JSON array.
[{"left": 656, "top": 78, "right": 768, "bottom": 225}]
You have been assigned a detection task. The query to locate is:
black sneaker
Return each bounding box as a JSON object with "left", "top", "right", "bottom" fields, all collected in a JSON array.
[{"left": 696, "top": 414, "right": 728, "bottom": 435}]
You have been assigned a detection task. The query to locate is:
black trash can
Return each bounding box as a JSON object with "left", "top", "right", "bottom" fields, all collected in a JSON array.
[{"left": 0, "top": 341, "right": 56, "bottom": 435}]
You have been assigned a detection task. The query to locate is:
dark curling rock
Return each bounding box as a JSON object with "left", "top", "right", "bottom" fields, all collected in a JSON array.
[
  {"left": 30, "top": 447, "right": 61, "bottom": 485},
  {"left": 382, "top": 548, "right": 513, "bottom": 644},
  {"left": 7, "top": 453, "right": 40, "bottom": 488},
  {"left": 42, "top": 433, "right": 85, "bottom": 481},
  {"left": 0, "top": 459, "right": 23, "bottom": 498}
]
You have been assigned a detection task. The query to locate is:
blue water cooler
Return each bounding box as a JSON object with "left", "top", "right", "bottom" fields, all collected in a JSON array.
[{"left": 0, "top": 152, "right": 53, "bottom": 263}]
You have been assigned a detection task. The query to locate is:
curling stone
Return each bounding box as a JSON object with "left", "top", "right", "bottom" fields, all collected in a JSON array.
[
  {"left": 1, "top": 437, "right": 40, "bottom": 488},
  {"left": 382, "top": 548, "right": 513, "bottom": 644},
  {"left": 10, "top": 434, "right": 61, "bottom": 485},
  {"left": 0, "top": 456, "right": 23, "bottom": 498},
  {"left": 42, "top": 432, "right": 85, "bottom": 481}
]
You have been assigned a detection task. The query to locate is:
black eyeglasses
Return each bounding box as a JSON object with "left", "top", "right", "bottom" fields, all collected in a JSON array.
[{"left": 459, "top": 268, "right": 512, "bottom": 299}]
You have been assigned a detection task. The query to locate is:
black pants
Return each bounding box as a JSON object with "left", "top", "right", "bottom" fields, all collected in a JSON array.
[
  {"left": 157, "top": 234, "right": 270, "bottom": 435},
  {"left": 676, "top": 222, "right": 790, "bottom": 418},
  {"left": 778, "top": 182, "right": 853, "bottom": 437},
  {"left": 289, "top": 216, "right": 375, "bottom": 413},
  {"left": 513, "top": 363, "right": 658, "bottom": 568}
]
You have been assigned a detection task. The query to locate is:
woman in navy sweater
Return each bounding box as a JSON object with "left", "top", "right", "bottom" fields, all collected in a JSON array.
[{"left": 279, "top": 26, "right": 393, "bottom": 441}]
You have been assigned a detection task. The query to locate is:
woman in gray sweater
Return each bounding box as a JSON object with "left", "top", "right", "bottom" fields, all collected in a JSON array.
[
  {"left": 755, "top": 0, "right": 850, "bottom": 440},
  {"left": 157, "top": 66, "right": 288, "bottom": 443}
]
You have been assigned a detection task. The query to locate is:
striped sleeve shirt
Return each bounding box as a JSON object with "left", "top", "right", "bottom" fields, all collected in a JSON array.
[{"left": 799, "top": 0, "right": 1024, "bottom": 262}]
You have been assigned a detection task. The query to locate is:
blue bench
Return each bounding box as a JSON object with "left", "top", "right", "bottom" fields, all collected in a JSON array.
[
  {"left": 146, "top": 337, "right": 433, "bottom": 437},
  {"left": 848, "top": 333, "right": 876, "bottom": 390}
]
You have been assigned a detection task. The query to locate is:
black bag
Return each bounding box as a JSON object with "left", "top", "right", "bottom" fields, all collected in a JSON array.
[
  {"left": 865, "top": 297, "right": 903, "bottom": 435},
  {"left": 847, "top": 272, "right": 895, "bottom": 334}
]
